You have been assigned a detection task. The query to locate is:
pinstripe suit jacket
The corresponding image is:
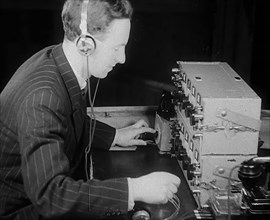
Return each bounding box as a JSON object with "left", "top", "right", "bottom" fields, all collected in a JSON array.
[{"left": 0, "top": 44, "right": 129, "bottom": 220}]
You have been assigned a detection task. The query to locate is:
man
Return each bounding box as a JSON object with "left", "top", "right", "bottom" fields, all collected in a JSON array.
[{"left": 0, "top": 0, "right": 180, "bottom": 219}]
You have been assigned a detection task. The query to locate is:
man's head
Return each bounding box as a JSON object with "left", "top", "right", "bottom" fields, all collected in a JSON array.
[
  {"left": 61, "top": 0, "right": 133, "bottom": 79},
  {"left": 62, "top": 0, "right": 132, "bottom": 41}
]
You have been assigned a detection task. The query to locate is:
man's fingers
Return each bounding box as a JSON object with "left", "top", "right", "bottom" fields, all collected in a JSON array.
[
  {"left": 133, "top": 127, "right": 156, "bottom": 139},
  {"left": 167, "top": 173, "right": 181, "bottom": 187},
  {"left": 133, "top": 119, "right": 149, "bottom": 128},
  {"left": 129, "top": 139, "right": 147, "bottom": 146},
  {"left": 167, "top": 190, "right": 174, "bottom": 201},
  {"left": 168, "top": 183, "right": 178, "bottom": 194}
]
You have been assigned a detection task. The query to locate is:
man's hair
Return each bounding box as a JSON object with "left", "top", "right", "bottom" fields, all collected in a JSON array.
[{"left": 62, "top": 0, "right": 133, "bottom": 41}]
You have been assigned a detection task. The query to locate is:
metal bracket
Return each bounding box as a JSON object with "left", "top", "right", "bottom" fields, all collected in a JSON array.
[{"left": 216, "top": 108, "right": 261, "bottom": 131}]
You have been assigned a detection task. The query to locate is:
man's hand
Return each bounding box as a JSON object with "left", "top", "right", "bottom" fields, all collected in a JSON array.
[
  {"left": 130, "top": 172, "right": 180, "bottom": 204},
  {"left": 112, "top": 119, "right": 156, "bottom": 147}
]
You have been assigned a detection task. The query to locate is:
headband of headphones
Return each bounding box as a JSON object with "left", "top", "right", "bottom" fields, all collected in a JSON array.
[
  {"left": 80, "top": 0, "right": 89, "bottom": 37},
  {"left": 76, "top": 0, "right": 96, "bottom": 56}
]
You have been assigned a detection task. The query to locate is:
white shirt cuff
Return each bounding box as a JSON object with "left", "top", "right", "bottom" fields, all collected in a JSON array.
[{"left": 127, "top": 177, "right": 135, "bottom": 210}]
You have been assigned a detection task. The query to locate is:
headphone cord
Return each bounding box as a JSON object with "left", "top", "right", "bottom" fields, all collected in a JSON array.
[{"left": 84, "top": 57, "right": 100, "bottom": 180}]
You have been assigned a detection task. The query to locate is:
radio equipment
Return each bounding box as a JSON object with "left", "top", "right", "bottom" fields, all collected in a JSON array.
[{"left": 155, "top": 61, "right": 262, "bottom": 207}]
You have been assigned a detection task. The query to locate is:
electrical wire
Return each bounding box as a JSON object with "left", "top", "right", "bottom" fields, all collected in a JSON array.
[
  {"left": 165, "top": 194, "right": 180, "bottom": 220},
  {"left": 177, "top": 210, "right": 196, "bottom": 220},
  {"left": 84, "top": 56, "right": 100, "bottom": 180}
]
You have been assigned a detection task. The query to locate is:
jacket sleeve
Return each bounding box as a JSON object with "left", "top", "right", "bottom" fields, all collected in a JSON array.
[
  {"left": 17, "top": 89, "right": 128, "bottom": 219},
  {"left": 87, "top": 116, "right": 116, "bottom": 151}
]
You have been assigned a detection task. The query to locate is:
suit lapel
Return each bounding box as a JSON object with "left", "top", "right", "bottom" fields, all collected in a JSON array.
[{"left": 52, "top": 44, "right": 86, "bottom": 143}]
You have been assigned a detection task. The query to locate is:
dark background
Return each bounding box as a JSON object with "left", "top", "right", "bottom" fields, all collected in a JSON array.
[{"left": 0, "top": 0, "right": 269, "bottom": 109}]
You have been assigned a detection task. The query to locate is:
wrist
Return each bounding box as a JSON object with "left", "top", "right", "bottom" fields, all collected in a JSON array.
[
  {"left": 130, "top": 177, "right": 141, "bottom": 202},
  {"left": 111, "top": 129, "right": 119, "bottom": 146}
]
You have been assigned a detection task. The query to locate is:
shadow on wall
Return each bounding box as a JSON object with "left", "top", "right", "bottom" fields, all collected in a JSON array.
[{"left": 90, "top": 73, "right": 175, "bottom": 107}]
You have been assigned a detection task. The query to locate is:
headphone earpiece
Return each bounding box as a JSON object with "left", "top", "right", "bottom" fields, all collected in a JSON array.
[
  {"left": 76, "top": 0, "right": 96, "bottom": 56},
  {"left": 76, "top": 34, "right": 96, "bottom": 56}
]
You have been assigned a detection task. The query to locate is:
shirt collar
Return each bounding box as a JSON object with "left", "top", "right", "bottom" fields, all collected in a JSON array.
[{"left": 73, "top": 69, "right": 87, "bottom": 90}]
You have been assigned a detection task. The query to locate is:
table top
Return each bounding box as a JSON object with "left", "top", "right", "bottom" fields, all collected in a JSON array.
[{"left": 92, "top": 145, "right": 198, "bottom": 219}]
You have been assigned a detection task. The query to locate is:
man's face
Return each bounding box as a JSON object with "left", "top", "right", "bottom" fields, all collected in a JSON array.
[{"left": 89, "top": 19, "right": 131, "bottom": 79}]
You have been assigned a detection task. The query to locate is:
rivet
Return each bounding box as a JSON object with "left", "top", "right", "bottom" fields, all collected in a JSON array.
[
  {"left": 217, "top": 167, "right": 225, "bottom": 174},
  {"left": 221, "top": 110, "right": 227, "bottom": 117}
]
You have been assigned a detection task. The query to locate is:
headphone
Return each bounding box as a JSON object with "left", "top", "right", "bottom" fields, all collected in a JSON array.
[{"left": 76, "top": 0, "right": 96, "bottom": 56}]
